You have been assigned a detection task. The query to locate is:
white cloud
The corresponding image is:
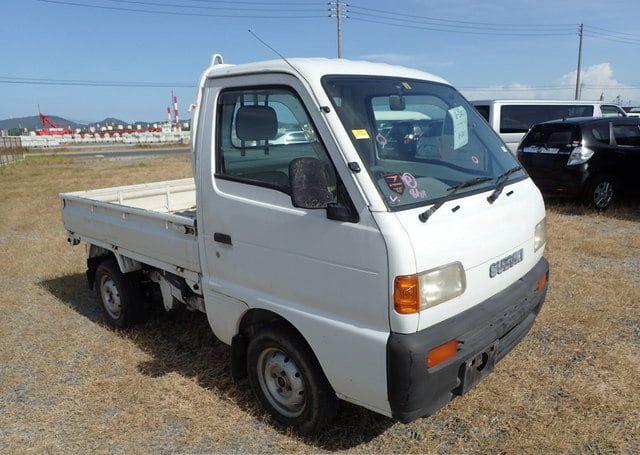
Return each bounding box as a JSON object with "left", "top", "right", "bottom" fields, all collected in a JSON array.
[
  {"left": 358, "top": 53, "right": 454, "bottom": 68},
  {"left": 461, "top": 63, "right": 639, "bottom": 105}
]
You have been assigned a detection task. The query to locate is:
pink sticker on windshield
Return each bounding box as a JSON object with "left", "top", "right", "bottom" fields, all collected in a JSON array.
[
  {"left": 401, "top": 172, "right": 418, "bottom": 189},
  {"left": 410, "top": 188, "right": 427, "bottom": 199}
]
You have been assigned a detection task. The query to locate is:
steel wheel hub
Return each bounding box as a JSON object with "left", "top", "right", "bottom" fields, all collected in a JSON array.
[
  {"left": 257, "top": 347, "right": 306, "bottom": 418},
  {"left": 594, "top": 181, "right": 613, "bottom": 208},
  {"left": 100, "top": 276, "right": 121, "bottom": 319}
]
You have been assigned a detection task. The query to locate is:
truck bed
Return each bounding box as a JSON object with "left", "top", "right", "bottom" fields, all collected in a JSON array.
[{"left": 60, "top": 178, "right": 200, "bottom": 277}]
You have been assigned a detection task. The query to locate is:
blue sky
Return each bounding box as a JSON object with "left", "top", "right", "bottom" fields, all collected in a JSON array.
[{"left": 1, "top": 0, "right": 639, "bottom": 122}]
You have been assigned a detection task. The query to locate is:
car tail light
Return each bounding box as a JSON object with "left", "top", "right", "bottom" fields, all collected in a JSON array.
[{"left": 567, "top": 146, "right": 594, "bottom": 166}]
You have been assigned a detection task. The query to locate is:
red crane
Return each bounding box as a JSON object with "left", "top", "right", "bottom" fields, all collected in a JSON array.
[{"left": 36, "top": 109, "right": 73, "bottom": 136}]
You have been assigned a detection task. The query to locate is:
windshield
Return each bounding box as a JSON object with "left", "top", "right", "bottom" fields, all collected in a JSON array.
[{"left": 322, "top": 76, "right": 525, "bottom": 210}]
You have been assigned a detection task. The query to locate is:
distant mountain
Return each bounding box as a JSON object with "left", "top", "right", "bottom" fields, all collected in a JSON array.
[
  {"left": 0, "top": 115, "right": 85, "bottom": 131},
  {"left": 0, "top": 115, "right": 191, "bottom": 133},
  {"left": 88, "top": 117, "right": 128, "bottom": 127}
]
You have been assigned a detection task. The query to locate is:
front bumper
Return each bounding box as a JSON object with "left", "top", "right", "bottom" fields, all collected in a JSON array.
[{"left": 387, "top": 257, "right": 549, "bottom": 423}]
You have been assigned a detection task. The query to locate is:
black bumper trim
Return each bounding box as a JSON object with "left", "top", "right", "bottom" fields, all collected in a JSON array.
[{"left": 387, "top": 257, "right": 549, "bottom": 423}]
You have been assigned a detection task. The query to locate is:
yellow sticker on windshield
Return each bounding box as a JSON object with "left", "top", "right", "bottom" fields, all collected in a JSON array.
[
  {"left": 352, "top": 129, "right": 370, "bottom": 139},
  {"left": 401, "top": 82, "right": 412, "bottom": 90}
]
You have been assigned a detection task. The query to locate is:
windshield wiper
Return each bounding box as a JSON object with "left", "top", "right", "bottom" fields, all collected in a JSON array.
[
  {"left": 486, "top": 165, "right": 523, "bottom": 204},
  {"left": 419, "top": 176, "right": 493, "bottom": 222}
]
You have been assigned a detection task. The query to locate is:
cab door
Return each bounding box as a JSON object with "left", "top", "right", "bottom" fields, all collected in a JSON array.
[{"left": 193, "top": 73, "right": 391, "bottom": 413}]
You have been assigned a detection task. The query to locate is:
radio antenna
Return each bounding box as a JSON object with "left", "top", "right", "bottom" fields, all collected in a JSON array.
[
  {"left": 246, "top": 29, "right": 326, "bottom": 109},
  {"left": 248, "top": 29, "right": 299, "bottom": 75}
]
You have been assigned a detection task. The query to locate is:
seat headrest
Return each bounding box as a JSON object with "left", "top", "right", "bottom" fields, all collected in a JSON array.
[{"left": 235, "top": 105, "right": 278, "bottom": 142}]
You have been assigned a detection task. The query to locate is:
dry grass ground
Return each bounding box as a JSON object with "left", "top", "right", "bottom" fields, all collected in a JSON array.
[{"left": 1, "top": 156, "right": 639, "bottom": 453}]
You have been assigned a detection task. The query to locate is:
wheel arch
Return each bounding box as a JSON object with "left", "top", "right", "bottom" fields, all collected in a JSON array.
[
  {"left": 86, "top": 244, "right": 143, "bottom": 289},
  {"left": 86, "top": 245, "right": 115, "bottom": 290},
  {"left": 231, "top": 308, "right": 323, "bottom": 382}
]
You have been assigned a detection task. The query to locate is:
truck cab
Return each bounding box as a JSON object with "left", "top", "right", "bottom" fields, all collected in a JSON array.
[{"left": 61, "top": 55, "right": 549, "bottom": 433}]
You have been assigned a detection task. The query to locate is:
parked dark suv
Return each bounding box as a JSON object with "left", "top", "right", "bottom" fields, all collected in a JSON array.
[{"left": 517, "top": 117, "right": 640, "bottom": 209}]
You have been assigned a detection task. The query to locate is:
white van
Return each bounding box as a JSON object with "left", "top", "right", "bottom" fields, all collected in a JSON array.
[
  {"left": 471, "top": 99, "right": 627, "bottom": 152},
  {"left": 60, "top": 56, "right": 549, "bottom": 433}
]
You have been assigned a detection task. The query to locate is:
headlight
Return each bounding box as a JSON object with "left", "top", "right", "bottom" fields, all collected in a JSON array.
[
  {"left": 419, "top": 262, "right": 466, "bottom": 309},
  {"left": 567, "top": 146, "right": 594, "bottom": 165},
  {"left": 534, "top": 217, "right": 547, "bottom": 252},
  {"left": 394, "top": 262, "right": 466, "bottom": 314}
]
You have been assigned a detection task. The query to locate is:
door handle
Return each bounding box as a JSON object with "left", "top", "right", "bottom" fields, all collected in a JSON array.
[{"left": 214, "top": 232, "right": 232, "bottom": 245}]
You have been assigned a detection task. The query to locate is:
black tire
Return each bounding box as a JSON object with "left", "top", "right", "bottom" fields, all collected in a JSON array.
[
  {"left": 246, "top": 323, "right": 338, "bottom": 434},
  {"left": 585, "top": 176, "right": 616, "bottom": 211},
  {"left": 94, "top": 258, "right": 144, "bottom": 328}
]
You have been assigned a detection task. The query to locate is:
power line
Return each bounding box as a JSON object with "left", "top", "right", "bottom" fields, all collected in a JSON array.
[
  {"left": 36, "top": 0, "right": 328, "bottom": 18},
  {"left": 584, "top": 28, "right": 640, "bottom": 42},
  {"left": 347, "top": 16, "right": 575, "bottom": 37},
  {"left": 584, "top": 24, "right": 640, "bottom": 39},
  {"left": 584, "top": 34, "right": 640, "bottom": 46},
  {"left": 583, "top": 31, "right": 640, "bottom": 46},
  {"left": 345, "top": 4, "right": 575, "bottom": 28},
  {"left": 459, "top": 84, "right": 574, "bottom": 89},
  {"left": 460, "top": 86, "right": 640, "bottom": 92},
  {"left": 185, "top": 0, "right": 326, "bottom": 5},
  {"left": 0, "top": 77, "right": 196, "bottom": 88},
  {"left": 2, "top": 76, "right": 639, "bottom": 91},
  {"left": 460, "top": 87, "right": 574, "bottom": 92},
  {"left": 347, "top": 11, "right": 575, "bottom": 34},
  {"left": 103, "top": 0, "right": 328, "bottom": 12}
]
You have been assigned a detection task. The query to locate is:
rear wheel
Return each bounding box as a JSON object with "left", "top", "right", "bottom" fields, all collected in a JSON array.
[
  {"left": 586, "top": 176, "right": 616, "bottom": 211},
  {"left": 95, "top": 258, "right": 143, "bottom": 328},
  {"left": 246, "top": 324, "right": 337, "bottom": 433}
]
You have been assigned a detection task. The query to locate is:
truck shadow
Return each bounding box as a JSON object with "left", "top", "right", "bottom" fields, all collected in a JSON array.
[{"left": 39, "top": 273, "right": 394, "bottom": 450}]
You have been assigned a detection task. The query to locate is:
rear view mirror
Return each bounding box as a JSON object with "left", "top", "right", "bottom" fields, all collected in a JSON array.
[
  {"left": 389, "top": 95, "right": 406, "bottom": 111},
  {"left": 289, "top": 157, "right": 332, "bottom": 209}
]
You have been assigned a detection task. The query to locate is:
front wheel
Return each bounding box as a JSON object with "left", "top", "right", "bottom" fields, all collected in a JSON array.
[
  {"left": 586, "top": 176, "right": 616, "bottom": 211},
  {"left": 246, "top": 324, "right": 337, "bottom": 433}
]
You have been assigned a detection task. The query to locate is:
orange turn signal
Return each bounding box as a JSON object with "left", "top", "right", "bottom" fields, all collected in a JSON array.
[
  {"left": 394, "top": 274, "right": 420, "bottom": 314},
  {"left": 427, "top": 339, "right": 459, "bottom": 369},
  {"left": 535, "top": 271, "right": 549, "bottom": 292}
]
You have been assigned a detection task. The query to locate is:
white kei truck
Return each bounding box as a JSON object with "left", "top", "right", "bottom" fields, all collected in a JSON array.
[{"left": 60, "top": 55, "right": 549, "bottom": 433}]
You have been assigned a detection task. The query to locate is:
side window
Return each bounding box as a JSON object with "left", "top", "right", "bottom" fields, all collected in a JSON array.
[
  {"left": 591, "top": 123, "right": 611, "bottom": 145},
  {"left": 500, "top": 105, "right": 594, "bottom": 133},
  {"left": 474, "top": 105, "right": 490, "bottom": 122},
  {"left": 601, "top": 105, "right": 624, "bottom": 118},
  {"left": 216, "top": 87, "right": 336, "bottom": 197},
  {"left": 612, "top": 124, "right": 640, "bottom": 147}
]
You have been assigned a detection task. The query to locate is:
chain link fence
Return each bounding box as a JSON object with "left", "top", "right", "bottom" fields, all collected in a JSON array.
[{"left": 0, "top": 137, "right": 25, "bottom": 166}]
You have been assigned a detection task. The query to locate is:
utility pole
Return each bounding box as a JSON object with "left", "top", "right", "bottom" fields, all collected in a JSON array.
[
  {"left": 334, "top": 1, "right": 343, "bottom": 58},
  {"left": 574, "top": 23, "right": 583, "bottom": 100}
]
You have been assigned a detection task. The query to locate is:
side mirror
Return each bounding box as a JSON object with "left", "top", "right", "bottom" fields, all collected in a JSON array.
[
  {"left": 389, "top": 95, "right": 406, "bottom": 111},
  {"left": 289, "top": 157, "right": 333, "bottom": 209}
]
